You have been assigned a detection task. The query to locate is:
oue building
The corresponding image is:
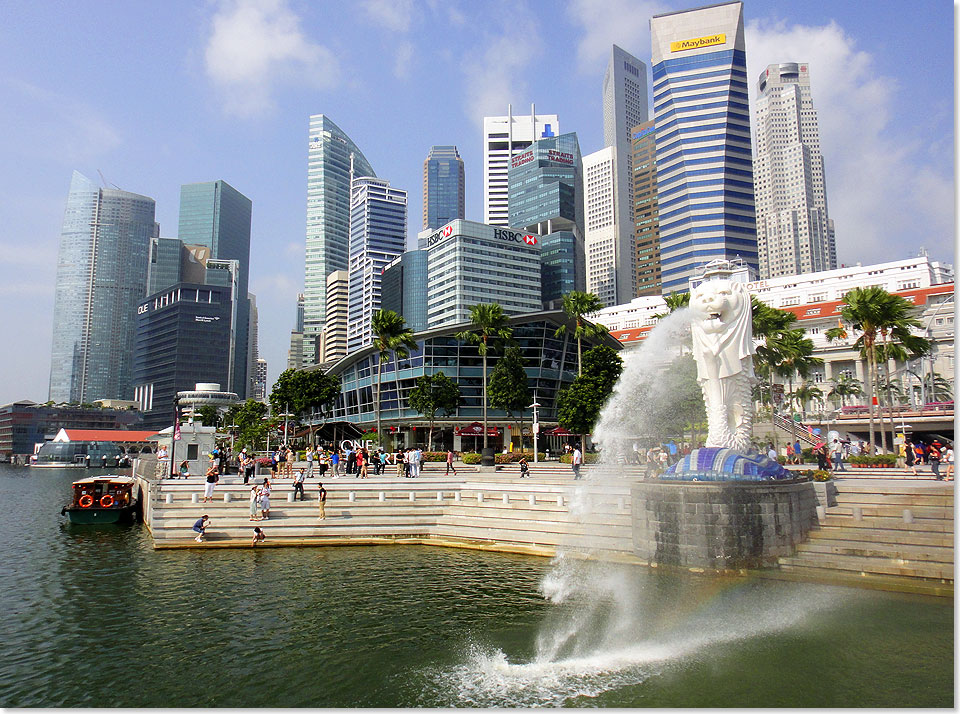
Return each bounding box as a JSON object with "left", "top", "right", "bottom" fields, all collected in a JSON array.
[{"left": 313, "top": 310, "right": 622, "bottom": 452}]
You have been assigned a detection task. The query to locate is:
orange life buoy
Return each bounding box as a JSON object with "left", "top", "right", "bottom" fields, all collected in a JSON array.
[
  {"left": 78, "top": 494, "right": 94, "bottom": 508},
  {"left": 99, "top": 494, "right": 115, "bottom": 508}
]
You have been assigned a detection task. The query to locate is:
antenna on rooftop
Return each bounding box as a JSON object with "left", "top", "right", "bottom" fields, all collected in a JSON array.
[{"left": 96, "top": 169, "right": 121, "bottom": 190}]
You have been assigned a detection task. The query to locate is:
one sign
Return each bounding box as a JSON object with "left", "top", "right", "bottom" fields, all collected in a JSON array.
[{"left": 670, "top": 34, "right": 726, "bottom": 53}]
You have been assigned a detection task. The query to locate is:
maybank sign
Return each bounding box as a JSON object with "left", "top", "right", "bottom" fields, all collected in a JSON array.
[{"left": 670, "top": 33, "right": 725, "bottom": 52}]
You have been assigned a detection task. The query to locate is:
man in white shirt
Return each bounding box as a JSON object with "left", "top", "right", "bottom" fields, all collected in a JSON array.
[{"left": 572, "top": 445, "right": 583, "bottom": 480}]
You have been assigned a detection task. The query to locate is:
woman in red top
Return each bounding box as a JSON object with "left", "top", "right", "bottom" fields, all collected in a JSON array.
[{"left": 357, "top": 449, "right": 368, "bottom": 478}]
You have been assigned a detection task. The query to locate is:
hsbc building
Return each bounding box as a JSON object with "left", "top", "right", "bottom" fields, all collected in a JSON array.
[{"left": 419, "top": 219, "right": 542, "bottom": 329}]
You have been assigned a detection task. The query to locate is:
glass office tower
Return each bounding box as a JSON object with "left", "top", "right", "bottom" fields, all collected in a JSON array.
[
  {"left": 49, "top": 171, "right": 159, "bottom": 403},
  {"left": 305, "top": 114, "right": 376, "bottom": 364},
  {"left": 422, "top": 145, "right": 465, "bottom": 230},
  {"left": 380, "top": 250, "right": 429, "bottom": 333},
  {"left": 650, "top": 1, "right": 758, "bottom": 293},
  {"left": 507, "top": 132, "right": 585, "bottom": 307},
  {"left": 177, "top": 180, "right": 252, "bottom": 397}
]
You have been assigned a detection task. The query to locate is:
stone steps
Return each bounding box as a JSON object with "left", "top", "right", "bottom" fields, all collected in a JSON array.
[
  {"left": 796, "top": 539, "right": 953, "bottom": 564},
  {"left": 809, "top": 525, "right": 953, "bottom": 548},
  {"left": 779, "top": 555, "right": 953, "bottom": 581},
  {"left": 821, "top": 514, "right": 953, "bottom": 533},
  {"left": 825, "top": 504, "right": 952, "bottom": 520}
]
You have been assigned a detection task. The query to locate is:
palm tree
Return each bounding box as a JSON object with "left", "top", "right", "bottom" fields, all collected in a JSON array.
[
  {"left": 791, "top": 382, "right": 824, "bottom": 421},
  {"left": 555, "top": 291, "right": 607, "bottom": 375},
  {"left": 455, "top": 303, "right": 513, "bottom": 452},
  {"left": 752, "top": 298, "right": 802, "bottom": 448},
  {"left": 771, "top": 328, "right": 822, "bottom": 445},
  {"left": 371, "top": 309, "right": 417, "bottom": 449},
  {"left": 827, "top": 375, "right": 862, "bottom": 408}
]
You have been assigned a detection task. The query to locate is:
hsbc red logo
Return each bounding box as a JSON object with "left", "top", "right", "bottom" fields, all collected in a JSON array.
[
  {"left": 493, "top": 228, "right": 539, "bottom": 247},
  {"left": 442, "top": 225, "right": 453, "bottom": 237},
  {"left": 523, "top": 234, "right": 537, "bottom": 245}
]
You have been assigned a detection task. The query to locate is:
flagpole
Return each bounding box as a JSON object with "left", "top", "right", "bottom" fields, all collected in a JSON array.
[{"left": 171, "top": 397, "right": 180, "bottom": 478}]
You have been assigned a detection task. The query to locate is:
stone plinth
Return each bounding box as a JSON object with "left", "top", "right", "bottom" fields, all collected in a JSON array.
[{"left": 632, "top": 479, "right": 818, "bottom": 571}]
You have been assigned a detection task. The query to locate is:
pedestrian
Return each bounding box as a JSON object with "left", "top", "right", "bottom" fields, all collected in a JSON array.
[
  {"left": 249, "top": 483, "right": 261, "bottom": 521},
  {"left": 192, "top": 514, "right": 210, "bottom": 543},
  {"left": 276, "top": 446, "right": 287, "bottom": 476},
  {"left": 396, "top": 448, "right": 406, "bottom": 478},
  {"left": 913, "top": 441, "right": 926, "bottom": 470},
  {"left": 518, "top": 455, "right": 529, "bottom": 477},
  {"left": 293, "top": 468, "right": 306, "bottom": 500},
  {"left": 571, "top": 444, "right": 583, "bottom": 480},
  {"left": 403, "top": 448, "right": 412, "bottom": 478},
  {"left": 411, "top": 447, "right": 422, "bottom": 478},
  {"left": 259, "top": 478, "right": 271, "bottom": 519},
  {"left": 357, "top": 449, "right": 368, "bottom": 478},
  {"left": 793, "top": 440, "right": 802, "bottom": 464},
  {"left": 785, "top": 443, "right": 794, "bottom": 464},
  {"left": 929, "top": 440, "right": 943, "bottom": 480},
  {"left": 378, "top": 449, "right": 388, "bottom": 475},
  {"left": 330, "top": 449, "right": 341, "bottom": 478},
  {"left": 346, "top": 446, "right": 357, "bottom": 475},
  {"left": 831, "top": 438, "right": 845, "bottom": 472},
  {"left": 814, "top": 440, "right": 828, "bottom": 471},
  {"left": 203, "top": 463, "right": 219, "bottom": 502},
  {"left": 252, "top": 526, "right": 265, "bottom": 547},
  {"left": 317, "top": 482, "right": 327, "bottom": 520},
  {"left": 445, "top": 449, "right": 457, "bottom": 476},
  {"left": 945, "top": 443, "right": 954, "bottom": 481},
  {"left": 305, "top": 447, "right": 315, "bottom": 478},
  {"left": 906, "top": 440, "right": 918, "bottom": 475},
  {"left": 766, "top": 443, "right": 777, "bottom": 462},
  {"left": 243, "top": 453, "right": 256, "bottom": 484},
  {"left": 178, "top": 460, "right": 190, "bottom": 479}
]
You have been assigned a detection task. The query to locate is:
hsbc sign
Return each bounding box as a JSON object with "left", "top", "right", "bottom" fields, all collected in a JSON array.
[
  {"left": 426, "top": 223, "right": 455, "bottom": 247},
  {"left": 493, "top": 229, "right": 538, "bottom": 246}
]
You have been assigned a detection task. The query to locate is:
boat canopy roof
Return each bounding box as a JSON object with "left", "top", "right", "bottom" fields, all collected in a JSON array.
[{"left": 72, "top": 475, "right": 136, "bottom": 486}]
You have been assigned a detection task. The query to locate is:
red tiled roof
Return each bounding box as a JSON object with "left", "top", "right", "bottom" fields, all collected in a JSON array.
[{"left": 62, "top": 429, "right": 158, "bottom": 442}]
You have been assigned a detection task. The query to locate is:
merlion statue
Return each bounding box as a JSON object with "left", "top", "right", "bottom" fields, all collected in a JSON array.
[{"left": 689, "top": 279, "right": 756, "bottom": 452}]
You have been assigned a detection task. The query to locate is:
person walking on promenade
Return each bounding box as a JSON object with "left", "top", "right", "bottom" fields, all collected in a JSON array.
[
  {"left": 793, "top": 440, "right": 802, "bottom": 465},
  {"left": 249, "top": 484, "right": 261, "bottom": 521},
  {"left": 929, "top": 440, "right": 943, "bottom": 480},
  {"left": 409, "top": 447, "right": 421, "bottom": 478},
  {"left": 766, "top": 443, "right": 777, "bottom": 462},
  {"left": 945, "top": 443, "right": 954, "bottom": 481},
  {"left": 358, "top": 449, "right": 369, "bottom": 478},
  {"left": 305, "top": 447, "right": 315, "bottom": 478},
  {"left": 259, "top": 479, "right": 272, "bottom": 519},
  {"left": 519, "top": 455, "right": 529, "bottom": 478},
  {"left": 913, "top": 441, "right": 926, "bottom": 470},
  {"left": 293, "top": 468, "right": 306, "bottom": 500},
  {"left": 346, "top": 446, "right": 357, "bottom": 475},
  {"left": 396, "top": 448, "right": 406, "bottom": 477},
  {"left": 330, "top": 449, "right": 341, "bottom": 478},
  {"left": 192, "top": 515, "right": 210, "bottom": 543},
  {"left": 831, "top": 439, "right": 845, "bottom": 472},
  {"left": 252, "top": 527, "right": 265, "bottom": 546},
  {"left": 906, "top": 440, "right": 918, "bottom": 476},
  {"left": 203, "top": 463, "right": 219, "bottom": 502},
  {"left": 243, "top": 452, "right": 256, "bottom": 484},
  {"left": 445, "top": 449, "right": 457, "bottom": 476},
  {"left": 403, "top": 448, "right": 413, "bottom": 478},
  {"left": 785, "top": 442, "right": 794, "bottom": 464},
  {"left": 572, "top": 444, "right": 583, "bottom": 480},
  {"left": 317, "top": 482, "right": 327, "bottom": 520},
  {"left": 813, "top": 440, "right": 828, "bottom": 471}
]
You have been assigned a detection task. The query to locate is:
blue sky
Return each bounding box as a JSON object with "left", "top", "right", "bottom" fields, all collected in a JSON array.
[{"left": 0, "top": 0, "right": 954, "bottom": 406}]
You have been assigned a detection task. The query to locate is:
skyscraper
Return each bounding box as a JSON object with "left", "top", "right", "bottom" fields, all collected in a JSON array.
[
  {"left": 177, "top": 180, "right": 253, "bottom": 397},
  {"left": 507, "top": 132, "right": 585, "bottom": 306},
  {"left": 346, "top": 176, "right": 408, "bottom": 353},
  {"left": 483, "top": 105, "right": 559, "bottom": 226},
  {"left": 603, "top": 45, "right": 649, "bottom": 303},
  {"left": 254, "top": 358, "right": 268, "bottom": 402},
  {"left": 754, "top": 62, "right": 836, "bottom": 278},
  {"left": 650, "top": 1, "right": 759, "bottom": 293},
  {"left": 582, "top": 147, "right": 620, "bottom": 306},
  {"left": 422, "top": 145, "right": 465, "bottom": 230},
  {"left": 381, "top": 250, "right": 428, "bottom": 333},
  {"left": 632, "top": 121, "right": 662, "bottom": 295},
  {"left": 304, "top": 115, "right": 376, "bottom": 364},
  {"left": 321, "top": 270, "right": 350, "bottom": 365},
  {"left": 287, "top": 293, "right": 305, "bottom": 370},
  {"left": 49, "top": 171, "right": 159, "bottom": 403}
]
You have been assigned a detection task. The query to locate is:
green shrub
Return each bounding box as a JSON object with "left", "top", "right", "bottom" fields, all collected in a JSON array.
[
  {"left": 811, "top": 469, "right": 832, "bottom": 481},
  {"left": 559, "top": 453, "right": 601, "bottom": 464},
  {"left": 462, "top": 453, "right": 482, "bottom": 464},
  {"left": 494, "top": 452, "right": 546, "bottom": 464},
  {"left": 421, "top": 451, "right": 447, "bottom": 462}
]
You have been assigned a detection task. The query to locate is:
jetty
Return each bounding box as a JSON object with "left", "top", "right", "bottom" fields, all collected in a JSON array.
[{"left": 132, "top": 459, "right": 953, "bottom": 597}]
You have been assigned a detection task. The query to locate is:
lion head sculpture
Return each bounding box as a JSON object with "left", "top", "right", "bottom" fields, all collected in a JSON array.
[{"left": 689, "top": 279, "right": 755, "bottom": 381}]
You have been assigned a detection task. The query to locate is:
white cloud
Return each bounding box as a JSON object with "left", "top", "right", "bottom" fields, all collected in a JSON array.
[
  {"left": 394, "top": 41, "right": 415, "bottom": 79},
  {"left": 566, "top": 0, "right": 668, "bottom": 73},
  {"left": 204, "top": 0, "right": 339, "bottom": 117},
  {"left": 745, "top": 19, "right": 954, "bottom": 264},
  {"left": 361, "top": 0, "right": 415, "bottom": 32},
  {"left": 460, "top": 5, "right": 543, "bottom": 122}
]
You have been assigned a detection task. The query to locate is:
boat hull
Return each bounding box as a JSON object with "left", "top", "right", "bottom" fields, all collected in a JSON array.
[{"left": 63, "top": 504, "right": 139, "bottom": 524}]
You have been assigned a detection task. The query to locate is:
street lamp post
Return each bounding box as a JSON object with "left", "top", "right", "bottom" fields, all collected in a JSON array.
[
  {"left": 528, "top": 396, "right": 541, "bottom": 464},
  {"left": 227, "top": 424, "right": 239, "bottom": 452}
]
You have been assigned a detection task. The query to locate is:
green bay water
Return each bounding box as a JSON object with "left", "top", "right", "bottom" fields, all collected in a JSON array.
[{"left": 0, "top": 464, "right": 952, "bottom": 707}]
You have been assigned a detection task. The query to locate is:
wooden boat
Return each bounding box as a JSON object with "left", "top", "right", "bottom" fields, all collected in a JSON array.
[{"left": 61, "top": 475, "right": 141, "bottom": 524}]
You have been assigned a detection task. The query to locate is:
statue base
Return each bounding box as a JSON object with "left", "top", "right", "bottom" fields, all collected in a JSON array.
[{"left": 661, "top": 447, "right": 790, "bottom": 482}]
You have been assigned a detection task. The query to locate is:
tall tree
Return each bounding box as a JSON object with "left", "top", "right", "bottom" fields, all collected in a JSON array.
[
  {"left": 488, "top": 345, "right": 532, "bottom": 447},
  {"left": 770, "top": 328, "right": 822, "bottom": 444},
  {"left": 371, "top": 309, "right": 417, "bottom": 449},
  {"left": 196, "top": 405, "right": 220, "bottom": 429},
  {"left": 752, "top": 297, "right": 801, "bottom": 448},
  {"left": 223, "top": 399, "right": 269, "bottom": 451},
  {"left": 455, "top": 303, "right": 513, "bottom": 451},
  {"left": 827, "top": 374, "right": 862, "bottom": 408},
  {"left": 408, "top": 372, "right": 462, "bottom": 450},
  {"left": 790, "top": 382, "right": 824, "bottom": 421},
  {"left": 555, "top": 291, "right": 607, "bottom": 375},
  {"left": 557, "top": 344, "right": 623, "bottom": 451}
]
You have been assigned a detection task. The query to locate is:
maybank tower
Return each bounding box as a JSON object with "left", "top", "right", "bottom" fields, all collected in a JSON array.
[{"left": 650, "top": 2, "right": 758, "bottom": 293}]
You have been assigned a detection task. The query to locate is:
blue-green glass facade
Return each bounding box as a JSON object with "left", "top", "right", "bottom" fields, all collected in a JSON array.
[
  {"left": 49, "top": 171, "right": 159, "bottom": 403},
  {"left": 177, "top": 180, "right": 252, "bottom": 397},
  {"left": 423, "top": 145, "right": 465, "bottom": 230},
  {"left": 380, "top": 250, "right": 428, "bottom": 333},
  {"left": 507, "top": 132, "right": 585, "bottom": 306},
  {"left": 305, "top": 114, "right": 376, "bottom": 364}
]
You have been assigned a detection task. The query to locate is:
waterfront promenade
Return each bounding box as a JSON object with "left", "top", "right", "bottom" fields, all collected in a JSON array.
[{"left": 134, "top": 459, "right": 953, "bottom": 597}]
